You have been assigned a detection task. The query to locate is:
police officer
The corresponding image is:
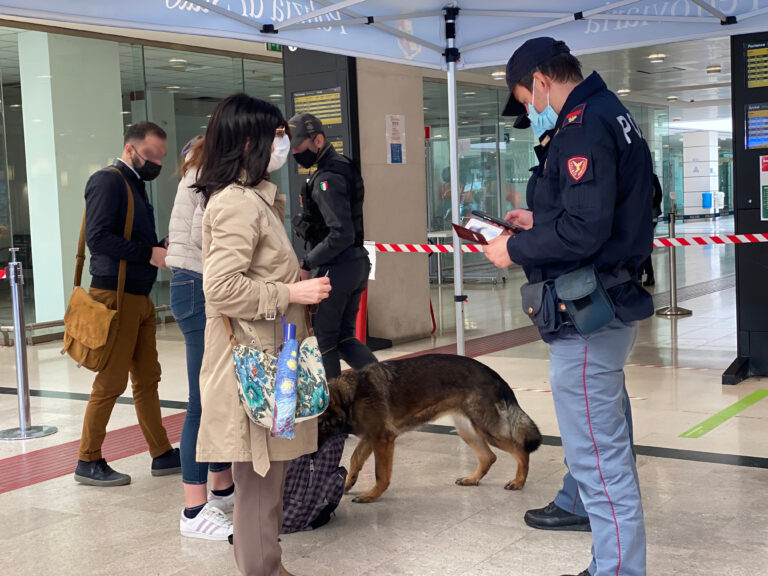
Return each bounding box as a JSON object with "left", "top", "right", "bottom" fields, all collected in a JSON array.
[
  {"left": 483, "top": 38, "right": 654, "bottom": 576},
  {"left": 288, "top": 112, "right": 377, "bottom": 379}
]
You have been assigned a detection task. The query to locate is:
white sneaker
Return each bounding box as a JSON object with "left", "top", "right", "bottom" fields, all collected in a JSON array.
[
  {"left": 207, "top": 489, "right": 234, "bottom": 514},
  {"left": 180, "top": 503, "right": 233, "bottom": 541}
]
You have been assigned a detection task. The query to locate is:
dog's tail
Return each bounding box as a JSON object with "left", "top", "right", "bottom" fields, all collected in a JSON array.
[{"left": 500, "top": 394, "right": 542, "bottom": 454}]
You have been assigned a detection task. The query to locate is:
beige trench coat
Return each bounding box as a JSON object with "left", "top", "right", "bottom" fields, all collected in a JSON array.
[{"left": 197, "top": 180, "right": 317, "bottom": 477}]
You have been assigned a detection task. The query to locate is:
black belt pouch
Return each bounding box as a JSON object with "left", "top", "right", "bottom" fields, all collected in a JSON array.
[
  {"left": 554, "top": 265, "right": 615, "bottom": 336},
  {"left": 520, "top": 280, "right": 558, "bottom": 334}
]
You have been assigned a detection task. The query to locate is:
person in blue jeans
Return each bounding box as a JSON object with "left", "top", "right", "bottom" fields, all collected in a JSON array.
[{"left": 167, "top": 136, "right": 234, "bottom": 541}]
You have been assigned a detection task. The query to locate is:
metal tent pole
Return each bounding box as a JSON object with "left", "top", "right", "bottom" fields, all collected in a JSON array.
[{"left": 444, "top": 7, "right": 465, "bottom": 355}]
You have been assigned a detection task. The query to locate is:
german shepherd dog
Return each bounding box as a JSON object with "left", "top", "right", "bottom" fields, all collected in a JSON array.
[{"left": 319, "top": 354, "right": 542, "bottom": 503}]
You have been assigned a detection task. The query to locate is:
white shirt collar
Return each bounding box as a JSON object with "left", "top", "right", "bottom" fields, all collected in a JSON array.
[{"left": 116, "top": 158, "right": 141, "bottom": 180}]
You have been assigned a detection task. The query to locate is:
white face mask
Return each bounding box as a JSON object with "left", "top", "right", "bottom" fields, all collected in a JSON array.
[{"left": 267, "top": 134, "right": 291, "bottom": 173}]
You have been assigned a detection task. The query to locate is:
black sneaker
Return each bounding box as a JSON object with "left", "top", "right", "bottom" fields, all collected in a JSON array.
[
  {"left": 524, "top": 501, "right": 591, "bottom": 532},
  {"left": 151, "top": 447, "right": 181, "bottom": 477},
  {"left": 74, "top": 459, "right": 131, "bottom": 487}
]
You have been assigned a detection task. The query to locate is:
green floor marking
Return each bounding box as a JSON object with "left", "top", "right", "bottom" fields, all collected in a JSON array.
[{"left": 680, "top": 390, "right": 768, "bottom": 439}]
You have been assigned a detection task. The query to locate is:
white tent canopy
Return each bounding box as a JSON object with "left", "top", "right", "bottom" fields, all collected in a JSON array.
[
  {"left": 2, "top": 0, "right": 765, "bottom": 353},
  {"left": 2, "top": 1, "right": 768, "bottom": 69}
]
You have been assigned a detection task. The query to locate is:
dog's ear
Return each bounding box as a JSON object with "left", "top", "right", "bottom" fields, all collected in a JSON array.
[{"left": 318, "top": 385, "right": 347, "bottom": 442}]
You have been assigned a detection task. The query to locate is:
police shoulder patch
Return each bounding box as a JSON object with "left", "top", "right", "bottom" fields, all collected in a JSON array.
[
  {"left": 562, "top": 103, "right": 586, "bottom": 129},
  {"left": 320, "top": 181, "right": 328, "bottom": 191},
  {"left": 567, "top": 156, "right": 589, "bottom": 182}
]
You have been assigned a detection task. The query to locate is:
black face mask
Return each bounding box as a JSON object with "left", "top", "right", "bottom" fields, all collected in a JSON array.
[
  {"left": 293, "top": 148, "right": 318, "bottom": 170},
  {"left": 132, "top": 150, "right": 163, "bottom": 181}
]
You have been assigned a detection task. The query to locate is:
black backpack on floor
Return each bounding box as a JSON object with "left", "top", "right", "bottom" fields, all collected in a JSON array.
[{"left": 281, "top": 434, "right": 347, "bottom": 533}]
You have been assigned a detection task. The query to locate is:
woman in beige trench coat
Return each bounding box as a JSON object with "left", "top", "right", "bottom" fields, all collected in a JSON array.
[{"left": 194, "top": 94, "right": 332, "bottom": 576}]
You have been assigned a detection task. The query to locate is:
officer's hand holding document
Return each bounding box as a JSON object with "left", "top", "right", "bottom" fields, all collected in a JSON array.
[{"left": 480, "top": 208, "right": 535, "bottom": 268}]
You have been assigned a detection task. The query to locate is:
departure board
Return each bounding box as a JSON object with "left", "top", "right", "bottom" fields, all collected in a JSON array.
[
  {"left": 292, "top": 87, "right": 343, "bottom": 126},
  {"left": 746, "top": 103, "right": 768, "bottom": 149},
  {"left": 746, "top": 42, "right": 768, "bottom": 88}
]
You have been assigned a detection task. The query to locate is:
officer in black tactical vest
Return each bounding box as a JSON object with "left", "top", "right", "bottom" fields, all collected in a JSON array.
[{"left": 288, "top": 112, "right": 377, "bottom": 379}]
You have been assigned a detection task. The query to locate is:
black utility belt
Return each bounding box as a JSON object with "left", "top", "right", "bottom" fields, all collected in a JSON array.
[{"left": 521, "top": 266, "right": 630, "bottom": 337}]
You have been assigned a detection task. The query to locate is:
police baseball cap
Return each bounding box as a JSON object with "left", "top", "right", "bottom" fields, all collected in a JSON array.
[
  {"left": 502, "top": 37, "right": 571, "bottom": 118},
  {"left": 288, "top": 112, "right": 325, "bottom": 149}
]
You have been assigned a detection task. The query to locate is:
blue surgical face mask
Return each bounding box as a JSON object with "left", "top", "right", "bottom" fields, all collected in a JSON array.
[{"left": 527, "top": 81, "right": 558, "bottom": 140}]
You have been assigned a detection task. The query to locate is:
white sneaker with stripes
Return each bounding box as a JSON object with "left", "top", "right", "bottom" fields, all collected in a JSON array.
[
  {"left": 207, "top": 489, "right": 234, "bottom": 515},
  {"left": 179, "top": 503, "right": 233, "bottom": 541}
]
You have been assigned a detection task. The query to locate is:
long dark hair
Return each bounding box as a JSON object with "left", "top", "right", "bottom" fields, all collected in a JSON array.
[{"left": 194, "top": 93, "right": 287, "bottom": 204}]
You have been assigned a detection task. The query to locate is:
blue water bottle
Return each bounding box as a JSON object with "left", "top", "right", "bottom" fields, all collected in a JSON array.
[{"left": 270, "top": 318, "right": 299, "bottom": 439}]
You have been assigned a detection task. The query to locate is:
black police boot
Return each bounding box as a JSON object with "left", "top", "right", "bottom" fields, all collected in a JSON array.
[
  {"left": 74, "top": 458, "right": 131, "bottom": 487},
  {"left": 524, "top": 501, "right": 591, "bottom": 531},
  {"left": 560, "top": 571, "right": 591, "bottom": 576},
  {"left": 151, "top": 447, "right": 181, "bottom": 477}
]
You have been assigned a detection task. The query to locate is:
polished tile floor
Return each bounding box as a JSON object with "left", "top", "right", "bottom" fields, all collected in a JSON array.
[{"left": 1, "top": 216, "right": 766, "bottom": 575}]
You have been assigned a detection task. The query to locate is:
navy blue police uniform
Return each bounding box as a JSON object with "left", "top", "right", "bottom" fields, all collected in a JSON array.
[{"left": 507, "top": 71, "right": 654, "bottom": 576}]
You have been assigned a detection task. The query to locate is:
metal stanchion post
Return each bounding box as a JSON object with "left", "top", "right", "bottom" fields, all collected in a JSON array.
[
  {"left": 0, "top": 248, "right": 57, "bottom": 440},
  {"left": 656, "top": 211, "right": 692, "bottom": 318}
]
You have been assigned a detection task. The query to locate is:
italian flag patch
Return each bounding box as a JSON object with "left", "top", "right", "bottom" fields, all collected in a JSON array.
[{"left": 320, "top": 181, "right": 328, "bottom": 191}]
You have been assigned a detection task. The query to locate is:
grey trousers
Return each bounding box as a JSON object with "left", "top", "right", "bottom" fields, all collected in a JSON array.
[
  {"left": 550, "top": 319, "right": 645, "bottom": 576},
  {"left": 232, "top": 461, "right": 289, "bottom": 576}
]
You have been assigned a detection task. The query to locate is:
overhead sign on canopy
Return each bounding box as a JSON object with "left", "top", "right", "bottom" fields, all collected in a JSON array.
[{"left": 3, "top": 1, "right": 768, "bottom": 69}]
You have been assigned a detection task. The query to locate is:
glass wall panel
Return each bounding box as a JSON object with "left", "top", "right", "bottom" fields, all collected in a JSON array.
[
  {"left": 423, "top": 80, "right": 505, "bottom": 282},
  {"left": 244, "top": 59, "right": 291, "bottom": 233},
  {"left": 0, "top": 28, "right": 30, "bottom": 323},
  {"left": 718, "top": 135, "right": 733, "bottom": 210},
  {"left": 129, "top": 46, "right": 246, "bottom": 308}
]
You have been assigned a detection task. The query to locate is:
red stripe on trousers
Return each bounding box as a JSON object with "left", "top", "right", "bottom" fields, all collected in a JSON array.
[{"left": 581, "top": 346, "right": 622, "bottom": 576}]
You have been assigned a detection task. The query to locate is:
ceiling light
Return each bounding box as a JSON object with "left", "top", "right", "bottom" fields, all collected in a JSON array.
[
  {"left": 463, "top": 91, "right": 476, "bottom": 96},
  {"left": 169, "top": 58, "right": 187, "bottom": 63},
  {"left": 648, "top": 53, "right": 666, "bottom": 63},
  {"left": 166, "top": 85, "right": 181, "bottom": 90},
  {"left": 460, "top": 121, "right": 469, "bottom": 125},
  {"left": 480, "top": 112, "right": 489, "bottom": 116},
  {"left": 706, "top": 65, "right": 722, "bottom": 74},
  {"left": 666, "top": 95, "right": 678, "bottom": 102},
  {"left": 269, "top": 93, "right": 283, "bottom": 99},
  {"left": 423, "top": 107, "right": 429, "bottom": 111},
  {"left": 491, "top": 71, "right": 506, "bottom": 80},
  {"left": 672, "top": 117, "right": 681, "bottom": 121},
  {"left": 122, "top": 111, "right": 130, "bottom": 115},
  {"left": 9, "top": 104, "right": 20, "bottom": 108},
  {"left": 617, "top": 88, "right": 631, "bottom": 96}
]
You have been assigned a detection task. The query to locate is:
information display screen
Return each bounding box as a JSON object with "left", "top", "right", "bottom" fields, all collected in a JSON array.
[
  {"left": 291, "top": 87, "right": 345, "bottom": 174},
  {"left": 746, "top": 103, "right": 768, "bottom": 149},
  {"left": 746, "top": 42, "right": 768, "bottom": 88},
  {"left": 292, "top": 87, "right": 343, "bottom": 126}
]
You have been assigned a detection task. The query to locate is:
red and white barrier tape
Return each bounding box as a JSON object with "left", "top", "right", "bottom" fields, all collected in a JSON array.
[
  {"left": 374, "top": 243, "right": 483, "bottom": 253},
  {"left": 373, "top": 234, "right": 768, "bottom": 254},
  {"left": 651, "top": 233, "right": 768, "bottom": 248}
]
